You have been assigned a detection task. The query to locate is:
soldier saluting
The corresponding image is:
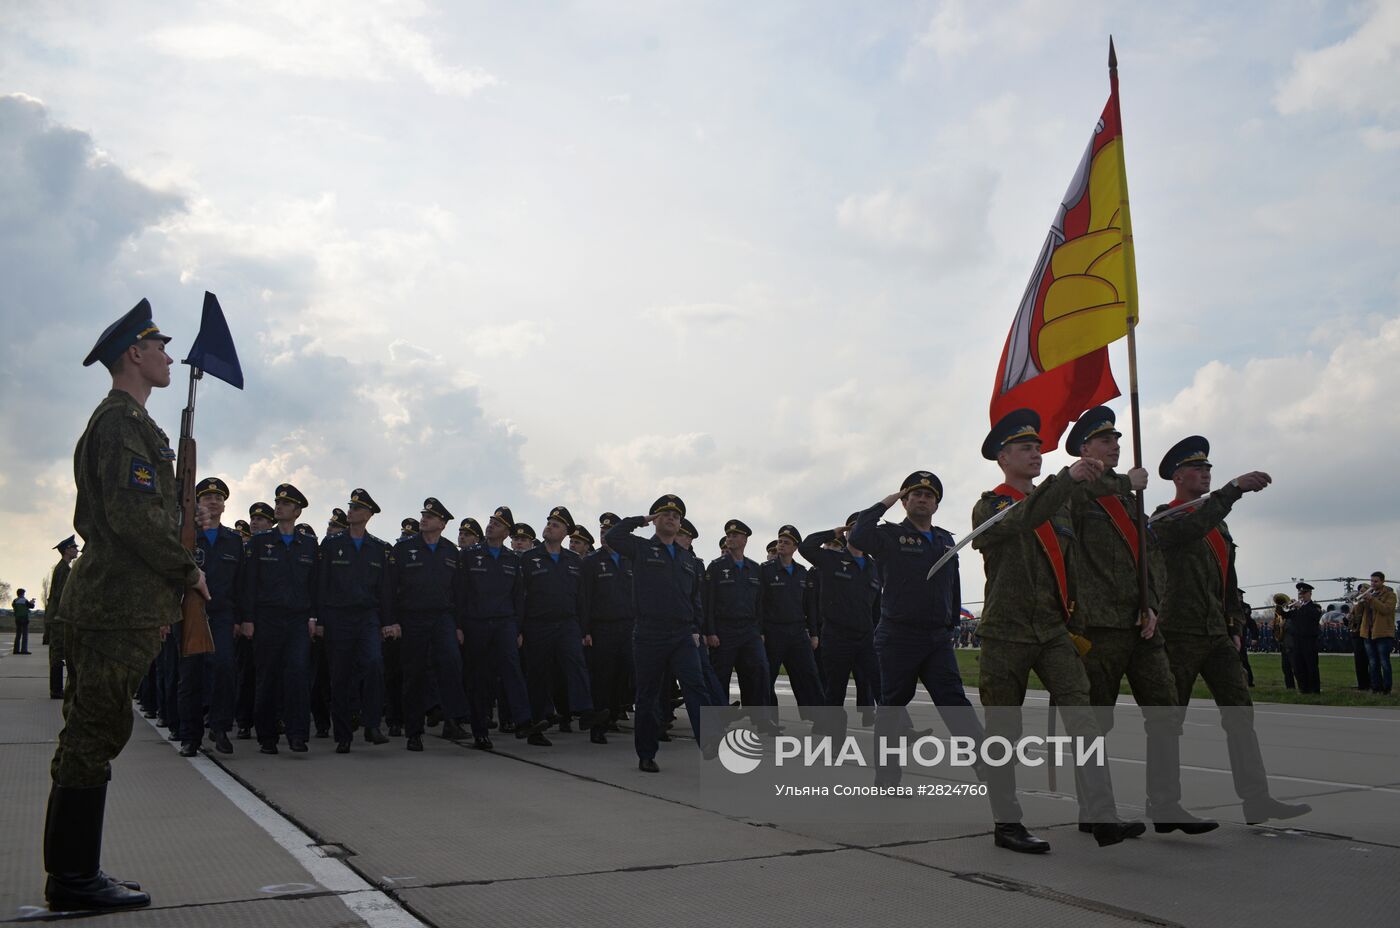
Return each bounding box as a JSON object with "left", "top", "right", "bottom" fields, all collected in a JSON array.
[{"left": 43, "top": 301, "right": 210, "bottom": 911}]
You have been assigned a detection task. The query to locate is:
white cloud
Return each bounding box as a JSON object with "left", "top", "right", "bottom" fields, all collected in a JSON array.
[
  {"left": 836, "top": 166, "right": 996, "bottom": 262},
  {"left": 916, "top": 0, "right": 978, "bottom": 59},
  {"left": 1275, "top": 3, "right": 1400, "bottom": 118},
  {"left": 469, "top": 320, "right": 544, "bottom": 359},
  {"left": 644, "top": 302, "right": 745, "bottom": 331},
  {"left": 146, "top": 0, "right": 497, "bottom": 97}
]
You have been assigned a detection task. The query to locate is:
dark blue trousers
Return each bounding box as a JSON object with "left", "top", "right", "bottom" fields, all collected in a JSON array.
[
  {"left": 586, "top": 622, "right": 634, "bottom": 726},
  {"left": 465, "top": 619, "right": 531, "bottom": 737},
  {"left": 401, "top": 611, "right": 468, "bottom": 736},
  {"left": 253, "top": 609, "right": 311, "bottom": 745},
  {"left": 873, "top": 623, "right": 983, "bottom": 783},
  {"left": 633, "top": 630, "right": 708, "bottom": 761},
  {"left": 524, "top": 620, "right": 594, "bottom": 722},
  {"left": 696, "top": 636, "right": 725, "bottom": 706},
  {"left": 158, "top": 632, "right": 181, "bottom": 734},
  {"left": 234, "top": 635, "right": 255, "bottom": 729},
  {"left": 764, "top": 624, "right": 826, "bottom": 708},
  {"left": 820, "top": 623, "right": 880, "bottom": 708},
  {"left": 323, "top": 610, "right": 384, "bottom": 742},
  {"left": 178, "top": 612, "right": 236, "bottom": 741},
  {"left": 710, "top": 624, "right": 771, "bottom": 707}
]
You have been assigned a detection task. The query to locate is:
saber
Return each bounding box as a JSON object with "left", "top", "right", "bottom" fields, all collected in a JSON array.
[
  {"left": 926, "top": 499, "right": 1021, "bottom": 580},
  {"left": 1146, "top": 492, "right": 1219, "bottom": 525}
]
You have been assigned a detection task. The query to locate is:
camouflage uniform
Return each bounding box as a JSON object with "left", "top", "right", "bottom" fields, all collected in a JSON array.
[
  {"left": 1153, "top": 483, "right": 1270, "bottom": 804},
  {"left": 47, "top": 558, "right": 71, "bottom": 696},
  {"left": 52, "top": 390, "right": 198, "bottom": 788},
  {"left": 1069, "top": 471, "right": 1181, "bottom": 820},
  {"left": 972, "top": 468, "right": 1124, "bottom": 824}
]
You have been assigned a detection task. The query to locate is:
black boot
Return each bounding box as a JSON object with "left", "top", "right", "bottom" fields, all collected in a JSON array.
[
  {"left": 44, "top": 784, "right": 150, "bottom": 910},
  {"left": 50, "top": 663, "right": 65, "bottom": 699}
]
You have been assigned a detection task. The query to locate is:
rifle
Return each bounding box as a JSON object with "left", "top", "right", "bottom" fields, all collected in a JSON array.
[{"left": 177, "top": 291, "right": 245, "bottom": 657}]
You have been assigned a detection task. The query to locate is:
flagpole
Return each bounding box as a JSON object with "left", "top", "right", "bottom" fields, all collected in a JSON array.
[{"left": 1109, "top": 37, "right": 1150, "bottom": 626}]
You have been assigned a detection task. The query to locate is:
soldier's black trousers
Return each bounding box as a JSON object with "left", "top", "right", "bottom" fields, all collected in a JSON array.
[
  {"left": 710, "top": 624, "right": 770, "bottom": 710},
  {"left": 524, "top": 619, "right": 594, "bottom": 722},
  {"left": 158, "top": 632, "right": 181, "bottom": 735},
  {"left": 401, "top": 611, "right": 467, "bottom": 736},
  {"left": 763, "top": 625, "right": 824, "bottom": 710},
  {"left": 234, "top": 636, "right": 255, "bottom": 729},
  {"left": 310, "top": 638, "right": 332, "bottom": 734},
  {"left": 178, "top": 612, "right": 236, "bottom": 741},
  {"left": 253, "top": 609, "right": 311, "bottom": 746},
  {"left": 1290, "top": 635, "right": 1320, "bottom": 693},
  {"left": 1279, "top": 638, "right": 1296, "bottom": 689},
  {"left": 586, "top": 621, "right": 634, "bottom": 725},
  {"left": 873, "top": 623, "right": 983, "bottom": 785},
  {"left": 382, "top": 637, "right": 403, "bottom": 726},
  {"left": 323, "top": 610, "right": 385, "bottom": 742},
  {"left": 464, "top": 619, "right": 532, "bottom": 737},
  {"left": 819, "top": 623, "right": 880, "bottom": 708},
  {"left": 633, "top": 629, "right": 708, "bottom": 761}
]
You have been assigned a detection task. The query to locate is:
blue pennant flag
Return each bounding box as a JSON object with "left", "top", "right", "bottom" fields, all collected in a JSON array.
[{"left": 182, "top": 291, "right": 244, "bottom": 389}]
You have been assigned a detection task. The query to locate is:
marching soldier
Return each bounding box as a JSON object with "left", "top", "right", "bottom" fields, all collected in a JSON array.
[
  {"left": 325, "top": 507, "right": 348, "bottom": 538},
  {"left": 569, "top": 524, "right": 595, "bottom": 556},
  {"left": 235, "top": 502, "right": 275, "bottom": 740},
  {"left": 519, "top": 507, "right": 607, "bottom": 738},
  {"left": 676, "top": 519, "right": 726, "bottom": 707},
  {"left": 704, "top": 519, "right": 773, "bottom": 727},
  {"left": 1153, "top": 436, "right": 1310, "bottom": 824},
  {"left": 310, "top": 510, "right": 345, "bottom": 740},
  {"left": 510, "top": 522, "right": 537, "bottom": 553},
  {"left": 393, "top": 497, "right": 471, "bottom": 751},
  {"left": 605, "top": 495, "right": 716, "bottom": 772},
  {"left": 1064, "top": 409, "right": 1215, "bottom": 834},
  {"left": 317, "top": 489, "right": 394, "bottom": 752},
  {"left": 799, "top": 513, "right": 880, "bottom": 721},
  {"left": 759, "top": 526, "right": 825, "bottom": 711},
  {"left": 177, "top": 478, "right": 245, "bottom": 756},
  {"left": 458, "top": 506, "right": 552, "bottom": 748},
  {"left": 44, "top": 300, "right": 209, "bottom": 910},
  {"left": 46, "top": 537, "right": 80, "bottom": 699},
  {"left": 234, "top": 520, "right": 252, "bottom": 540},
  {"left": 580, "top": 513, "right": 636, "bottom": 744},
  {"left": 244, "top": 483, "right": 318, "bottom": 755},
  {"left": 458, "top": 517, "right": 483, "bottom": 550},
  {"left": 400, "top": 518, "right": 419, "bottom": 540},
  {"left": 972, "top": 409, "right": 1144, "bottom": 852}
]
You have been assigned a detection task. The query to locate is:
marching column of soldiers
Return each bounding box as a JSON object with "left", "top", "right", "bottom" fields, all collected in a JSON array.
[{"left": 44, "top": 300, "right": 1358, "bottom": 911}]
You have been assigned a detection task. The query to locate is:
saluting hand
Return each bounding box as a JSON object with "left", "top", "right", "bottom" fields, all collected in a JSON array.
[
  {"left": 1234, "top": 471, "right": 1271, "bottom": 493},
  {"left": 880, "top": 489, "right": 907, "bottom": 508},
  {"left": 1126, "top": 467, "right": 1149, "bottom": 492}
]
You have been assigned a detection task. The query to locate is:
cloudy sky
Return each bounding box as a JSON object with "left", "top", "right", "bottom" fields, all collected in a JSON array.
[{"left": 2, "top": 1, "right": 1397, "bottom": 608}]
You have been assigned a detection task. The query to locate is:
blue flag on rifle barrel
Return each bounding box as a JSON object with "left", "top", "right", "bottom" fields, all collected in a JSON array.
[{"left": 182, "top": 291, "right": 244, "bottom": 389}]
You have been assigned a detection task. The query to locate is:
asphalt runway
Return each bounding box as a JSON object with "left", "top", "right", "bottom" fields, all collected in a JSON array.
[{"left": 2, "top": 639, "right": 1395, "bottom": 927}]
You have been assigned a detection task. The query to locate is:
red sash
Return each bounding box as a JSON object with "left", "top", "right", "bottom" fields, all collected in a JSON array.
[
  {"left": 1169, "top": 497, "right": 1229, "bottom": 600},
  {"left": 1095, "top": 495, "right": 1139, "bottom": 563},
  {"left": 995, "top": 484, "right": 1071, "bottom": 620}
]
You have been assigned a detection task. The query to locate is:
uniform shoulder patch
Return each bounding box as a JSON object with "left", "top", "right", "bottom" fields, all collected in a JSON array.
[{"left": 127, "top": 457, "right": 157, "bottom": 492}]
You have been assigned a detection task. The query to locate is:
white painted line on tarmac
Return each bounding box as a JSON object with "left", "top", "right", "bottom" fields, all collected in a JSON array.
[{"left": 141, "top": 717, "right": 427, "bottom": 928}]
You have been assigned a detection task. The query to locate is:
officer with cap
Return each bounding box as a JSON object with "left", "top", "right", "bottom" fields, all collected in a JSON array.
[
  {"left": 326, "top": 508, "right": 349, "bottom": 537},
  {"left": 510, "top": 522, "right": 537, "bottom": 553},
  {"left": 580, "top": 512, "right": 636, "bottom": 743},
  {"left": 1287, "top": 581, "right": 1322, "bottom": 694},
  {"left": 234, "top": 520, "right": 252, "bottom": 539},
  {"left": 759, "top": 526, "right": 825, "bottom": 713},
  {"left": 1064, "top": 408, "right": 1211, "bottom": 833},
  {"left": 704, "top": 518, "right": 773, "bottom": 727},
  {"left": 569, "top": 524, "right": 596, "bottom": 556},
  {"left": 605, "top": 495, "right": 716, "bottom": 772},
  {"left": 234, "top": 503, "right": 274, "bottom": 739},
  {"left": 675, "top": 520, "right": 726, "bottom": 707},
  {"left": 519, "top": 506, "right": 607, "bottom": 739},
  {"left": 400, "top": 517, "right": 419, "bottom": 540},
  {"left": 44, "top": 299, "right": 211, "bottom": 910},
  {"left": 315, "top": 488, "right": 394, "bottom": 752},
  {"left": 393, "top": 497, "right": 472, "bottom": 750},
  {"left": 45, "top": 536, "right": 80, "bottom": 699},
  {"left": 244, "top": 483, "right": 318, "bottom": 755},
  {"left": 310, "top": 515, "right": 343, "bottom": 739},
  {"left": 800, "top": 513, "right": 880, "bottom": 728},
  {"left": 972, "top": 409, "right": 1144, "bottom": 852},
  {"left": 1153, "top": 436, "right": 1309, "bottom": 823},
  {"left": 459, "top": 506, "right": 552, "bottom": 747},
  {"left": 177, "top": 477, "right": 245, "bottom": 756},
  {"left": 458, "top": 517, "right": 483, "bottom": 550}
]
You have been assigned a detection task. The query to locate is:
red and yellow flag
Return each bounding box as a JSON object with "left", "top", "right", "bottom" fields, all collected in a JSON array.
[{"left": 990, "top": 68, "right": 1138, "bottom": 450}]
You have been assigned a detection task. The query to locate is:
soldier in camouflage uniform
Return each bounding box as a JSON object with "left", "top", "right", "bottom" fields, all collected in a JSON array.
[
  {"left": 46, "top": 536, "right": 80, "bottom": 699},
  {"left": 43, "top": 301, "right": 210, "bottom": 911},
  {"left": 1065, "top": 408, "right": 1218, "bottom": 835},
  {"left": 972, "top": 409, "right": 1145, "bottom": 853},
  {"left": 1153, "top": 435, "right": 1310, "bottom": 825}
]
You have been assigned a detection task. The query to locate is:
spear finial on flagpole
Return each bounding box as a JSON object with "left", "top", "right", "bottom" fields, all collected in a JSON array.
[{"left": 1109, "top": 35, "right": 1117, "bottom": 71}]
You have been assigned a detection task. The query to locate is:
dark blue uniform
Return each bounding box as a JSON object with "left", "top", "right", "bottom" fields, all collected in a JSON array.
[
  {"left": 178, "top": 525, "right": 244, "bottom": 744},
  {"left": 798, "top": 531, "right": 880, "bottom": 711},
  {"left": 392, "top": 534, "right": 469, "bottom": 735},
  {"left": 244, "top": 529, "right": 319, "bottom": 748},
  {"left": 758, "top": 559, "right": 825, "bottom": 709},
  {"left": 605, "top": 518, "right": 711, "bottom": 762},
  {"left": 316, "top": 531, "right": 392, "bottom": 742},
  {"left": 848, "top": 501, "right": 982, "bottom": 779},
  {"left": 703, "top": 555, "right": 771, "bottom": 709},
  {"left": 459, "top": 544, "right": 534, "bottom": 737},
  {"left": 580, "top": 548, "right": 635, "bottom": 727},
  {"left": 519, "top": 545, "right": 595, "bottom": 722}
]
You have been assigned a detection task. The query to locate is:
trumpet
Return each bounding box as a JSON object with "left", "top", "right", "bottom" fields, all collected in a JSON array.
[{"left": 1272, "top": 592, "right": 1299, "bottom": 611}]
